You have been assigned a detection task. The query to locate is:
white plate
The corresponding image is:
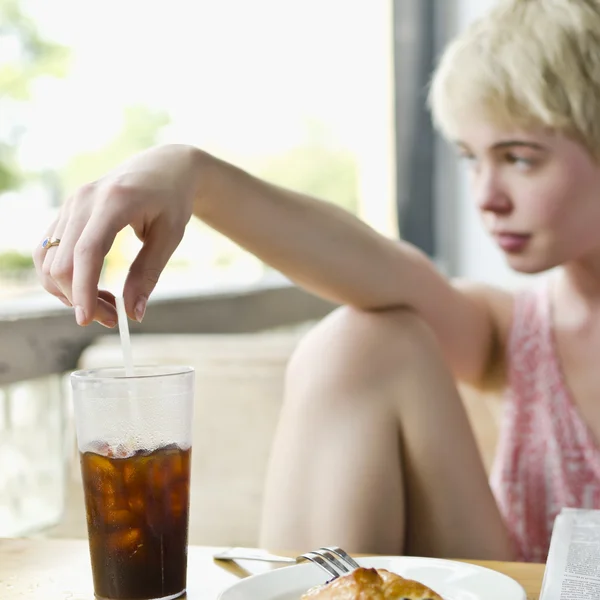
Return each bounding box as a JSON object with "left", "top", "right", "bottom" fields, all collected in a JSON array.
[{"left": 217, "top": 556, "right": 527, "bottom": 600}]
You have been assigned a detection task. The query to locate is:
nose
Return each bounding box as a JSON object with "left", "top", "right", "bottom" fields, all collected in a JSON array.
[{"left": 473, "top": 168, "right": 513, "bottom": 215}]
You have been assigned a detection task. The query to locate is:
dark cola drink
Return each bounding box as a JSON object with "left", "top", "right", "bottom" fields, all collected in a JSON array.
[{"left": 80, "top": 443, "right": 191, "bottom": 600}]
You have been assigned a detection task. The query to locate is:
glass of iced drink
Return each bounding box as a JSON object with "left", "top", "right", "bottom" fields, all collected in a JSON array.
[{"left": 71, "top": 366, "right": 194, "bottom": 600}]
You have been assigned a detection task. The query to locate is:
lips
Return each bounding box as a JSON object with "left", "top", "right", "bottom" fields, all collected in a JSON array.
[{"left": 493, "top": 232, "right": 531, "bottom": 252}]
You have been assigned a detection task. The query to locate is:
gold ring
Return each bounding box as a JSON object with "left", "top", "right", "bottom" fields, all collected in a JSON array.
[{"left": 42, "top": 237, "right": 61, "bottom": 249}]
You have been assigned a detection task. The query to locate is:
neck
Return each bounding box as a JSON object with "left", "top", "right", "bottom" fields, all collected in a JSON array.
[
  {"left": 561, "top": 254, "right": 600, "bottom": 302},
  {"left": 554, "top": 257, "right": 600, "bottom": 327}
]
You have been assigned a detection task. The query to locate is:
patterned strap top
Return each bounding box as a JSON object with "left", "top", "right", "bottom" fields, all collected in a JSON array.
[{"left": 489, "top": 279, "right": 600, "bottom": 563}]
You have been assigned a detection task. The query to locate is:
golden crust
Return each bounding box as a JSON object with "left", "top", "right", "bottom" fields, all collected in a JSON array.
[{"left": 300, "top": 567, "right": 444, "bottom": 599}]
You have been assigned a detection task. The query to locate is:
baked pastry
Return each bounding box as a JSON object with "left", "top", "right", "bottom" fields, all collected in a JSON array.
[{"left": 300, "top": 567, "right": 444, "bottom": 599}]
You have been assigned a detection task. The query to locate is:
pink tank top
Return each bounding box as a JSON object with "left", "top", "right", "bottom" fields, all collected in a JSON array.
[{"left": 489, "top": 280, "right": 600, "bottom": 563}]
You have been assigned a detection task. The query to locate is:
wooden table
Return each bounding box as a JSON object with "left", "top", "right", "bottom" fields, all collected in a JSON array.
[{"left": 0, "top": 538, "right": 545, "bottom": 599}]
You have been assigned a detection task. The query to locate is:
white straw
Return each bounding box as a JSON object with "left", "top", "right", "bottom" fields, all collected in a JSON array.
[{"left": 115, "top": 297, "right": 135, "bottom": 377}]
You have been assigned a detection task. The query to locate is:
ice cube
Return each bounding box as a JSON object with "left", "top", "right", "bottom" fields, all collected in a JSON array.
[
  {"left": 128, "top": 495, "right": 145, "bottom": 516},
  {"left": 84, "top": 453, "right": 117, "bottom": 478},
  {"left": 107, "top": 528, "right": 143, "bottom": 555},
  {"left": 105, "top": 509, "right": 133, "bottom": 530},
  {"left": 169, "top": 486, "right": 188, "bottom": 520},
  {"left": 165, "top": 452, "right": 184, "bottom": 480},
  {"left": 149, "top": 459, "right": 170, "bottom": 491},
  {"left": 122, "top": 461, "right": 142, "bottom": 487}
]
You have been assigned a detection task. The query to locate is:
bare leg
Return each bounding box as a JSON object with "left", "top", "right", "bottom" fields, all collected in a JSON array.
[{"left": 259, "top": 307, "right": 513, "bottom": 560}]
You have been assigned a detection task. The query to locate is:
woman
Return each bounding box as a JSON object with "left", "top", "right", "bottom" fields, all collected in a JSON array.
[{"left": 33, "top": 0, "right": 600, "bottom": 562}]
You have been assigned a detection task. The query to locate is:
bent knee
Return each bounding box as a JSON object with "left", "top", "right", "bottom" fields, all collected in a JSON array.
[{"left": 286, "top": 306, "right": 440, "bottom": 391}]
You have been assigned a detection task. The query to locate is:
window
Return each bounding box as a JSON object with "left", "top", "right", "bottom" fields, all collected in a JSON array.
[
  {"left": 0, "top": 0, "right": 396, "bottom": 307},
  {"left": 392, "top": 0, "right": 442, "bottom": 261}
]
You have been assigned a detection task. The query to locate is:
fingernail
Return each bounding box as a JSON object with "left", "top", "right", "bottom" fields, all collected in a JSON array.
[
  {"left": 134, "top": 297, "right": 147, "bottom": 322},
  {"left": 100, "top": 320, "right": 117, "bottom": 329},
  {"left": 75, "top": 305, "right": 87, "bottom": 325},
  {"left": 58, "top": 296, "right": 72, "bottom": 307}
]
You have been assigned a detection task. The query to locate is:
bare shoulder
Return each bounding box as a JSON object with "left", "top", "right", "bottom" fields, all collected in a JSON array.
[
  {"left": 452, "top": 279, "right": 515, "bottom": 343},
  {"left": 452, "top": 279, "right": 516, "bottom": 390}
]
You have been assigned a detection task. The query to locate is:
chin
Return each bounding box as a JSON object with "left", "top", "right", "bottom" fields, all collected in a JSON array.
[{"left": 503, "top": 253, "right": 558, "bottom": 275}]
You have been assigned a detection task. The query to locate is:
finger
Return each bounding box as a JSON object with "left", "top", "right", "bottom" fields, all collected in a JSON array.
[
  {"left": 94, "top": 297, "right": 118, "bottom": 328},
  {"left": 33, "top": 220, "right": 57, "bottom": 278},
  {"left": 98, "top": 289, "right": 117, "bottom": 308},
  {"left": 42, "top": 216, "right": 68, "bottom": 296},
  {"left": 71, "top": 207, "right": 124, "bottom": 326},
  {"left": 48, "top": 200, "right": 92, "bottom": 303},
  {"left": 33, "top": 221, "right": 71, "bottom": 306},
  {"left": 123, "top": 220, "right": 185, "bottom": 322},
  {"left": 88, "top": 290, "right": 118, "bottom": 329},
  {"left": 50, "top": 190, "right": 119, "bottom": 326},
  {"left": 35, "top": 227, "right": 112, "bottom": 318}
]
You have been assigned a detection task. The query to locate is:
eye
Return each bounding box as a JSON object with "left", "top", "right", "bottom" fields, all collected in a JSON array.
[
  {"left": 457, "top": 152, "right": 479, "bottom": 173},
  {"left": 506, "top": 153, "right": 534, "bottom": 170},
  {"left": 458, "top": 151, "right": 476, "bottom": 163}
]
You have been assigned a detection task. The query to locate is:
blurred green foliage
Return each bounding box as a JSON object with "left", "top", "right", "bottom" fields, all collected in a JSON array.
[
  {"left": 0, "top": 0, "right": 71, "bottom": 193},
  {"left": 0, "top": 250, "right": 34, "bottom": 272}
]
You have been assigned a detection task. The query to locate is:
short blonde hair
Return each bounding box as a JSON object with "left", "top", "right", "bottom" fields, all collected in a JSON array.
[{"left": 429, "top": 0, "right": 600, "bottom": 156}]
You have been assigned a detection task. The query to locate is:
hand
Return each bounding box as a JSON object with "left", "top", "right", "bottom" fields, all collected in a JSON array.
[{"left": 33, "top": 144, "right": 203, "bottom": 327}]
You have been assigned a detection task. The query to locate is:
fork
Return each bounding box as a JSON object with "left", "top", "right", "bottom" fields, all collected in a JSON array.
[{"left": 213, "top": 545, "right": 361, "bottom": 580}]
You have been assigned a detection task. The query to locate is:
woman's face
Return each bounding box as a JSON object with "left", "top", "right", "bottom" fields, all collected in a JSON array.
[{"left": 455, "top": 120, "right": 600, "bottom": 273}]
